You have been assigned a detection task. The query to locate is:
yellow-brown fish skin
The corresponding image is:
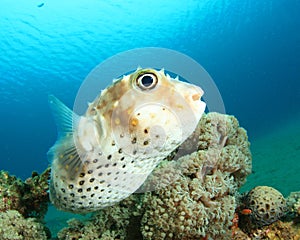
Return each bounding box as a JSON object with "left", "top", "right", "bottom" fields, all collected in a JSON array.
[{"left": 48, "top": 68, "right": 205, "bottom": 213}]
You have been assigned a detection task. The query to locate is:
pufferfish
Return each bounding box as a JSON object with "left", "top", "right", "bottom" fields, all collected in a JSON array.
[{"left": 48, "top": 68, "right": 206, "bottom": 213}]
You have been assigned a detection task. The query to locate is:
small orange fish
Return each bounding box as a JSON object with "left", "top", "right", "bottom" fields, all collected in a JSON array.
[{"left": 240, "top": 208, "right": 252, "bottom": 215}]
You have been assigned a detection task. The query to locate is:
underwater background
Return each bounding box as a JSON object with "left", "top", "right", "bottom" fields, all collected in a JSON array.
[{"left": 0, "top": 0, "right": 299, "bottom": 236}]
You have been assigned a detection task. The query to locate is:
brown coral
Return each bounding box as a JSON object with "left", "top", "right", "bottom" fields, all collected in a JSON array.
[
  {"left": 57, "top": 194, "right": 144, "bottom": 240},
  {"left": 0, "top": 168, "right": 50, "bottom": 219},
  {"left": 0, "top": 210, "right": 49, "bottom": 239},
  {"left": 239, "top": 186, "right": 287, "bottom": 232}
]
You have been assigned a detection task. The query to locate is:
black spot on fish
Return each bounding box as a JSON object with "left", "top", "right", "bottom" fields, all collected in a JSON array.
[
  {"left": 79, "top": 173, "right": 85, "bottom": 178},
  {"left": 79, "top": 180, "right": 85, "bottom": 185}
]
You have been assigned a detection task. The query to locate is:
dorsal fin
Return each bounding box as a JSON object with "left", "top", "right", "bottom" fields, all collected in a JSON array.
[
  {"left": 48, "top": 95, "right": 80, "bottom": 136},
  {"left": 48, "top": 95, "right": 83, "bottom": 171}
]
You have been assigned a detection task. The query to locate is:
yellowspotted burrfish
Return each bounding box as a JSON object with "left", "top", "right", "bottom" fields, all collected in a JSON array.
[{"left": 48, "top": 68, "right": 206, "bottom": 213}]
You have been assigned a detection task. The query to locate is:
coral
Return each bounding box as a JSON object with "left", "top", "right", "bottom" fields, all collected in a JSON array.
[
  {"left": 238, "top": 186, "right": 287, "bottom": 232},
  {"left": 287, "top": 192, "right": 300, "bottom": 216},
  {"left": 57, "top": 194, "right": 144, "bottom": 240},
  {"left": 47, "top": 112, "right": 252, "bottom": 239},
  {"left": 286, "top": 191, "right": 300, "bottom": 224},
  {"left": 239, "top": 220, "right": 300, "bottom": 240},
  {"left": 0, "top": 210, "right": 49, "bottom": 240},
  {"left": 140, "top": 112, "right": 252, "bottom": 239},
  {"left": 0, "top": 168, "right": 50, "bottom": 219},
  {"left": 0, "top": 171, "right": 24, "bottom": 214}
]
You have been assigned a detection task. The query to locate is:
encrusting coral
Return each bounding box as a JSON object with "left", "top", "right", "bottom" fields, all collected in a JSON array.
[
  {"left": 232, "top": 220, "right": 300, "bottom": 240},
  {"left": 0, "top": 168, "right": 51, "bottom": 239},
  {"left": 0, "top": 168, "right": 50, "bottom": 219},
  {"left": 0, "top": 210, "right": 49, "bottom": 240},
  {"left": 57, "top": 194, "right": 144, "bottom": 240}
]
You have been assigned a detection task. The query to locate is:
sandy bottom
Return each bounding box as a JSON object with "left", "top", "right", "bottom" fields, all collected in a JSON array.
[{"left": 241, "top": 113, "right": 300, "bottom": 196}]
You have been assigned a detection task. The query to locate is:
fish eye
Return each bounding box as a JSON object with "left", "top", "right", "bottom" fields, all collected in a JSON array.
[{"left": 136, "top": 73, "right": 158, "bottom": 90}]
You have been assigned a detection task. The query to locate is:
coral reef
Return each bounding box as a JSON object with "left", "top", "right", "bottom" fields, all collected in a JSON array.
[
  {"left": 0, "top": 210, "right": 49, "bottom": 240},
  {"left": 232, "top": 220, "right": 300, "bottom": 240},
  {"left": 0, "top": 168, "right": 50, "bottom": 219},
  {"left": 0, "top": 168, "right": 51, "bottom": 239},
  {"left": 57, "top": 112, "right": 252, "bottom": 239},
  {"left": 57, "top": 195, "right": 144, "bottom": 240},
  {"left": 238, "top": 186, "right": 287, "bottom": 232},
  {"left": 140, "top": 113, "right": 251, "bottom": 239},
  {"left": 2, "top": 112, "right": 300, "bottom": 239}
]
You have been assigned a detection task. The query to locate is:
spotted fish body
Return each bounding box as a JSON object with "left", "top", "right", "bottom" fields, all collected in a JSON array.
[{"left": 48, "top": 68, "right": 206, "bottom": 213}]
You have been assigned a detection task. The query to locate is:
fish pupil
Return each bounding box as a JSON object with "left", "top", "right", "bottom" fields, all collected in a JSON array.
[
  {"left": 136, "top": 72, "right": 158, "bottom": 90},
  {"left": 141, "top": 75, "right": 154, "bottom": 87}
]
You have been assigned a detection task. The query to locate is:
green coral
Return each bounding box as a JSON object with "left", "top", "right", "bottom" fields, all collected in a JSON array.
[{"left": 0, "top": 210, "right": 48, "bottom": 240}]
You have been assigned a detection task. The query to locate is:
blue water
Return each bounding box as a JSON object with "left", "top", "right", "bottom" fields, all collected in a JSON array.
[{"left": 0, "top": 0, "right": 299, "bottom": 188}]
